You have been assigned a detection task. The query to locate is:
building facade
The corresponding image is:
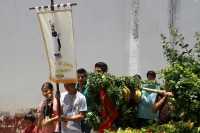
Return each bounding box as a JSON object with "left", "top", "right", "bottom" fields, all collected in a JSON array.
[{"left": 0, "top": 0, "right": 200, "bottom": 132}]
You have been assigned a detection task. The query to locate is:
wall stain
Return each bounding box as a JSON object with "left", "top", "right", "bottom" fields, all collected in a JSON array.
[
  {"left": 0, "top": 108, "right": 40, "bottom": 133},
  {"left": 131, "top": 0, "right": 139, "bottom": 40},
  {"left": 169, "top": 0, "right": 180, "bottom": 48}
]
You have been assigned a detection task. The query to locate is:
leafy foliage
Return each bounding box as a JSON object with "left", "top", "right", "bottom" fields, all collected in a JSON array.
[
  {"left": 158, "top": 28, "right": 200, "bottom": 125},
  {"left": 85, "top": 28, "right": 200, "bottom": 132},
  {"left": 85, "top": 72, "right": 141, "bottom": 130},
  {"left": 114, "top": 102, "right": 138, "bottom": 130},
  {"left": 105, "top": 121, "right": 200, "bottom": 133},
  {"left": 85, "top": 72, "right": 102, "bottom": 131}
]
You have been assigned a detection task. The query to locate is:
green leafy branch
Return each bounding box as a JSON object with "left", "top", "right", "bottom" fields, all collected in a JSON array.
[{"left": 159, "top": 28, "right": 200, "bottom": 125}]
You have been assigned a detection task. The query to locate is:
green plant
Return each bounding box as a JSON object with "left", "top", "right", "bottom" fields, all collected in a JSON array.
[
  {"left": 85, "top": 73, "right": 141, "bottom": 131},
  {"left": 85, "top": 28, "right": 200, "bottom": 132},
  {"left": 158, "top": 28, "right": 200, "bottom": 125},
  {"left": 105, "top": 121, "right": 200, "bottom": 133},
  {"left": 85, "top": 72, "right": 102, "bottom": 131}
]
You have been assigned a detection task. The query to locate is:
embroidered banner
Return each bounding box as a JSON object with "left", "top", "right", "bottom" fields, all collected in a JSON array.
[
  {"left": 138, "top": 84, "right": 160, "bottom": 119},
  {"left": 99, "top": 88, "right": 118, "bottom": 133},
  {"left": 37, "top": 7, "right": 77, "bottom": 83}
]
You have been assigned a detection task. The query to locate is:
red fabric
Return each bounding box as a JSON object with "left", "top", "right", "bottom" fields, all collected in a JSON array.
[
  {"left": 22, "top": 125, "right": 42, "bottom": 133},
  {"left": 99, "top": 89, "right": 118, "bottom": 133}
]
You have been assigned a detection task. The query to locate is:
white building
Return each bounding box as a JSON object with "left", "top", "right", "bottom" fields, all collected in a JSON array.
[{"left": 0, "top": 0, "right": 200, "bottom": 132}]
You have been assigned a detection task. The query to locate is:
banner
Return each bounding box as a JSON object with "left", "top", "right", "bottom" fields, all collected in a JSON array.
[
  {"left": 138, "top": 84, "right": 160, "bottom": 119},
  {"left": 99, "top": 89, "right": 118, "bottom": 133},
  {"left": 37, "top": 7, "right": 77, "bottom": 83}
]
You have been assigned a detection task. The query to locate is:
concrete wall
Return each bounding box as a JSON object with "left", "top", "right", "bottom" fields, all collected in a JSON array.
[
  {"left": 0, "top": 0, "right": 200, "bottom": 132},
  {"left": 139, "top": 0, "right": 200, "bottom": 80}
]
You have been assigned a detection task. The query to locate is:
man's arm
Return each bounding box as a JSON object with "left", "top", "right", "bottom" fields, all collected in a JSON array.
[
  {"left": 48, "top": 110, "right": 85, "bottom": 123},
  {"left": 64, "top": 111, "right": 85, "bottom": 122},
  {"left": 152, "top": 91, "right": 168, "bottom": 113},
  {"left": 59, "top": 95, "right": 87, "bottom": 122}
]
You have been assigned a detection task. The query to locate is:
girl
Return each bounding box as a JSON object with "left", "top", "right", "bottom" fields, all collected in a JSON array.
[{"left": 36, "top": 82, "right": 58, "bottom": 133}]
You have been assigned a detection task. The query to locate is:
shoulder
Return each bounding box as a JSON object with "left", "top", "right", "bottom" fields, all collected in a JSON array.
[
  {"left": 78, "top": 92, "right": 85, "bottom": 97},
  {"left": 61, "top": 92, "right": 68, "bottom": 98},
  {"left": 61, "top": 91, "right": 68, "bottom": 96},
  {"left": 22, "top": 128, "right": 27, "bottom": 133},
  {"left": 39, "top": 100, "right": 45, "bottom": 108},
  {"left": 77, "top": 92, "right": 86, "bottom": 100},
  {"left": 75, "top": 84, "right": 78, "bottom": 89},
  {"left": 33, "top": 125, "right": 37, "bottom": 131},
  {"left": 53, "top": 97, "right": 58, "bottom": 103}
]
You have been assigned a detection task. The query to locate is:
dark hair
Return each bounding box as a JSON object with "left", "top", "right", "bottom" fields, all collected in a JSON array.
[
  {"left": 24, "top": 111, "right": 35, "bottom": 122},
  {"left": 95, "top": 62, "right": 108, "bottom": 73},
  {"left": 133, "top": 74, "right": 142, "bottom": 80},
  {"left": 77, "top": 68, "right": 87, "bottom": 77},
  {"left": 146, "top": 70, "right": 156, "bottom": 78},
  {"left": 41, "top": 82, "right": 53, "bottom": 90}
]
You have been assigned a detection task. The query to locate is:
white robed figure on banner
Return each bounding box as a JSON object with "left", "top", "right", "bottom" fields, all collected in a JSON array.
[
  {"left": 37, "top": 8, "right": 77, "bottom": 83},
  {"left": 49, "top": 20, "right": 62, "bottom": 61}
]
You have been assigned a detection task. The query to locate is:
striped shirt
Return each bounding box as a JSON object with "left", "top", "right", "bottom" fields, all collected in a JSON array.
[{"left": 155, "top": 94, "right": 171, "bottom": 124}]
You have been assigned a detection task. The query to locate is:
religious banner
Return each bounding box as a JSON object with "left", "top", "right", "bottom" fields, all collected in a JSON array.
[
  {"left": 138, "top": 84, "right": 160, "bottom": 119},
  {"left": 36, "top": 5, "right": 77, "bottom": 83},
  {"left": 99, "top": 88, "right": 118, "bottom": 133}
]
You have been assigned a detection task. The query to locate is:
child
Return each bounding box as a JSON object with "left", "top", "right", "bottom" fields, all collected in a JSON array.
[
  {"left": 22, "top": 111, "right": 42, "bottom": 133},
  {"left": 146, "top": 70, "right": 156, "bottom": 81},
  {"left": 133, "top": 74, "right": 142, "bottom": 80},
  {"left": 42, "top": 83, "right": 87, "bottom": 133},
  {"left": 152, "top": 89, "right": 174, "bottom": 124},
  {"left": 36, "top": 82, "right": 58, "bottom": 133}
]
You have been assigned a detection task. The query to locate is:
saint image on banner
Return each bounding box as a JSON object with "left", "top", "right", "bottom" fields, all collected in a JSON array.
[
  {"left": 37, "top": 9, "right": 77, "bottom": 83},
  {"left": 49, "top": 20, "right": 62, "bottom": 61}
]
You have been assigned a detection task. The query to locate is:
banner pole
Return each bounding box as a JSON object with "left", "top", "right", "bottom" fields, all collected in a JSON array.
[
  {"left": 29, "top": 3, "right": 77, "bottom": 10},
  {"left": 51, "top": 0, "right": 54, "bottom": 11},
  {"left": 50, "top": 1, "right": 61, "bottom": 133},
  {"left": 56, "top": 83, "right": 61, "bottom": 133}
]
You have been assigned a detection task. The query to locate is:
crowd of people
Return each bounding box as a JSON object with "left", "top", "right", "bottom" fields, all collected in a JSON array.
[{"left": 22, "top": 62, "right": 174, "bottom": 133}]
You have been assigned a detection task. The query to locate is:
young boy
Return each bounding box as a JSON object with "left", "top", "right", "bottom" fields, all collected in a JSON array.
[
  {"left": 94, "top": 62, "right": 108, "bottom": 74},
  {"left": 76, "top": 68, "right": 91, "bottom": 133},
  {"left": 43, "top": 83, "right": 87, "bottom": 133},
  {"left": 152, "top": 88, "right": 174, "bottom": 124},
  {"left": 22, "top": 111, "right": 42, "bottom": 133},
  {"left": 133, "top": 74, "right": 142, "bottom": 80},
  {"left": 146, "top": 70, "right": 156, "bottom": 81}
]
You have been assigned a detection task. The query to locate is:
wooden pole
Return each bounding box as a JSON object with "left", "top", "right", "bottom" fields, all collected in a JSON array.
[
  {"left": 140, "top": 87, "right": 162, "bottom": 93},
  {"left": 51, "top": 0, "right": 54, "bottom": 11},
  {"left": 29, "top": 3, "right": 77, "bottom": 10},
  {"left": 49, "top": 1, "right": 61, "bottom": 132},
  {"left": 56, "top": 83, "right": 61, "bottom": 133}
]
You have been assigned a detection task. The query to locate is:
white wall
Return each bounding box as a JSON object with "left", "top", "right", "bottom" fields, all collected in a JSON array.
[
  {"left": 139, "top": 0, "right": 170, "bottom": 80},
  {"left": 0, "top": 0, "right": 126, "bottom": 115},
  {"left": 139, "top": 0, "right": 200, "bottom": 80}
]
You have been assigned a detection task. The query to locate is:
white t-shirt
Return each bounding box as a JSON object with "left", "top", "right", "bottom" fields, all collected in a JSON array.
[{"left": 60, "top": 91, "right": 87, "bottom": 133}]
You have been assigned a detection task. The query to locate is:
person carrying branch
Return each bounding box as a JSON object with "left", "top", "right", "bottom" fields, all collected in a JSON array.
[{"left": 152, "top": 82, "right": 174, "bottom": 125}]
